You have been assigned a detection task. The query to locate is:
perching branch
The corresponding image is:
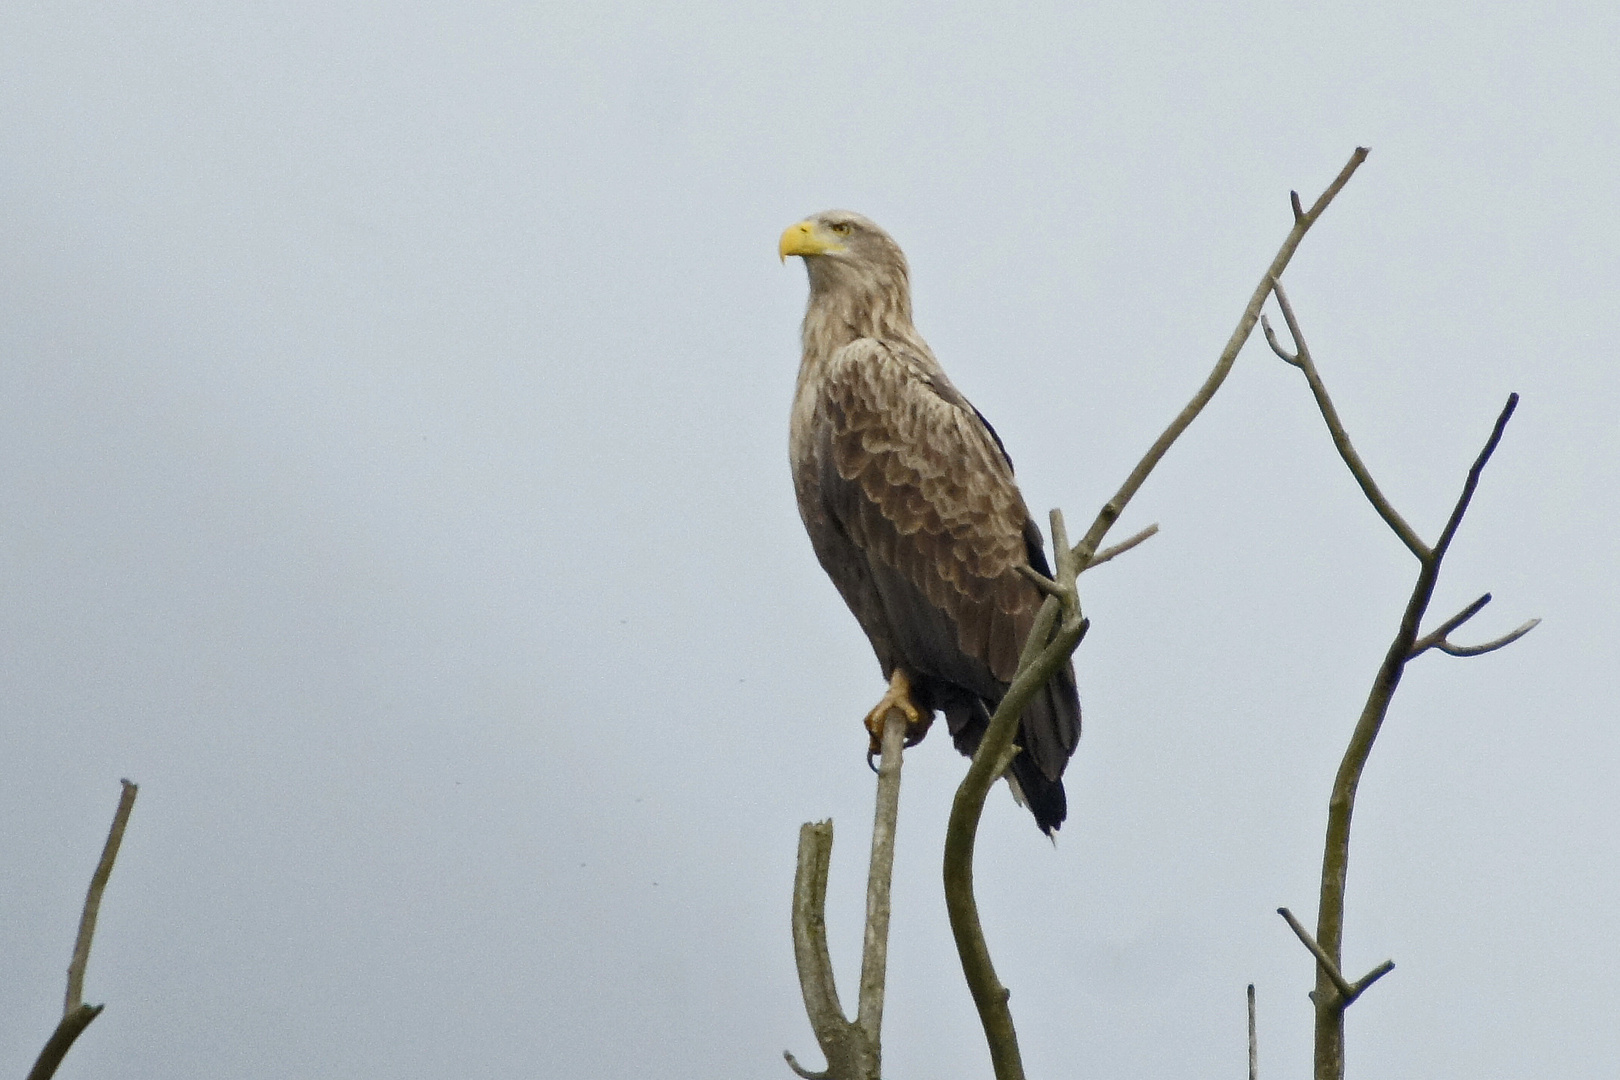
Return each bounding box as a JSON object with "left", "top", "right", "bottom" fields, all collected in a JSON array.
[
  {"left": 1267, "top": 276, "right": 1536, "bottom": 1080},
  {"left": 939, "top": 149, "right": 1370, "bottom": 1080},
  {"left": 28, "top": 779, "right": 138, "bottom": 1080},
  {"left": 786, "top": 710, "right": 907, "bottom": 1080}
]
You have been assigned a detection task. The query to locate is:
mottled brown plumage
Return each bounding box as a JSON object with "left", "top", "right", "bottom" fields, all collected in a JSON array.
[{"left": 782, "top": 210, "right": 1081, "bottom": 834}]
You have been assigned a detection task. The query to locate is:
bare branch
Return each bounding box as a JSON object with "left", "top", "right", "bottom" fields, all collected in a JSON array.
[
  {"left": 855, "top": 711, "right": 907, "bottom": 1045},
  {"left": 1291, "top": 189, "right": 1305, "bottom": 223},
  {"left": 1437, "top": 618, "right": 1541, "bottom": 656},
  {"left": 1278, "top": 908, "right": 1356, "bottom": 1003},
  {"left": 1015, "top": 563, "right": 1064, "bottom": 597},
  {"left": 1408, "top": 594, "right": 1539, "bottom": 659},
  {"left": 1279, "top": 908, "right": 1395, "bottom": 1010},
  {"left": 1259, "top": 313, "right": 1304, "bottom": 369},
  {"left": 790, "top": 822, "right": 845, "bottom": 1064},
  {"left": 1433, "top": 395, "right": 1518, "bottom": 563},
  {"left": 1410, "top": 593, "right": 1493, "bottom": 657},
  {"left": 1081, "top": 523, "right": 1160, "bottom": 572},
  {"left": 783, "top": 1050, "right": 830, "bottom": 1080},
  {"left": 944, "top": 614, "right": 1087, "bottom": 1080},
  {"left": 1351, "top": 960, "right": 1396, "bottom": 996},
  {"left": 29, "top": 780, "right": 139, "bottom": 1080},
  {"left": 1247, "top": 984, "right": 1258, "bottom": 1080},
  {"left": 66, "top": 779, "right": 137, "bottom": 1014},
  {"left": 1307, "top": 394, "right": 1519, "bottom": 1080},
  {"left": 1264, "top": 280, "right": 1430, "bottom": 560},
  {"left": 786, "top": 711, "right": 907, "bottom": 1080},
  {"left": 26, "top": 1004, "right": 105, "bottom": 1080},
  {"left": 1071, "top": 147, "right": 1369, "bottom": 567}
]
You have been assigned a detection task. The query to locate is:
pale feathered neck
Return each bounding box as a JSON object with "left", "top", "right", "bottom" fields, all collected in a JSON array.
[{"left": 799, "top": 248, "right": 931, "bottom": 365}]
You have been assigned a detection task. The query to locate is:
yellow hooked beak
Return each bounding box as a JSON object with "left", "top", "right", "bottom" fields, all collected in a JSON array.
[{"left": 779, "top": 219, "right": 845, "bottom": 262}]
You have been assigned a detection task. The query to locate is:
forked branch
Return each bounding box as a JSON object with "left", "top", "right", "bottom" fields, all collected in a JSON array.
[
  {"left": 1266, "top": 277, "right": 1536, "bottom": 1080},
  {"left": 943, "top": 149, "right": 1372, "bottom": 1080},
  {"left": 1070, "top": 147, "right": 1369, "bottom": 570},
  {"left": 786, "top": 710, "right": 907, "bottom": 1080}
]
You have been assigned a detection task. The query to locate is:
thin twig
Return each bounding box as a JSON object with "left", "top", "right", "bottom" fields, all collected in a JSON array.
[
  {"left": 1278, "top": 908, "right": 1356, "bottom": 1002},
  {"left": 1082, "top": 523, "right": 1160, "bottom": 572},
  {"left": 1352, "top": 960, "right": 1396, "bottom": 996},
  {"left": 1436, "top": 619, "right": 1540, "bottom": 656},
  {"left": 29, "top": 780, "right": 139, "bottom": 1080},
  {"left": 1262, "top": 282, "right": 1430, "bottom": 560},
  {"left": 66, "top": 779, "right": 137, "bottom": 1014},
  {"left": 1409, "top": 593, "right": 1493, "bottom": 657},
  {"left": 1015, "top": 564, "right": 1064, "bottom": 597},
  {"left": 1071, "top": 147, "right": 1369, "bottom": 568},
  {"left": 1247, "top": 984, "right": 1258, "bottom": 1080},
  {"left": 789, "top": 822, "right": 845, "bottom": 1067}
]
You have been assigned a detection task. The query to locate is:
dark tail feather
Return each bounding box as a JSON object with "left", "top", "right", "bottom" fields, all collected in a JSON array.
[
  {"left": 1008, "top": 752, "right": 1068, "bottom": 836},
  {"left": 943, "top": 672, "right": 1080, "bottom": 836}
]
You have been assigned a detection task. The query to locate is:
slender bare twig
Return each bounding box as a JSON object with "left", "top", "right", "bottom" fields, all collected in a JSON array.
[
  {"left": 787, "top": 711, "right": 907, "bottom": 1080},
  {"left": 1070, "top": 147, "right": 1370, "bottom": 570},
  {"left": 1247, "top": 984, "right": 1258, "bottom": 1080},
  {"left": 1408, "top": 593, "right": 1493, "bottom": 656},
  {"left": 1435, "top": 619, "right": 1540, "bottom": 656},
  {"left": 1015, "top": 563, "right": 1065, "bottom": 597},
  {"left": 1261, "top": 282, "right": 1428, "bottom": 559},
  {"left": 66, "top": 779, "right": 138, "bottom": 1013},
  {"left": 1016, "top": 520, "right": 1159, "bottom": 594},
  {"left": 1086, "top": 523, "right": 1160, "bottom": 571},
  {"left": 27, "top": 779, "right": 139, "bottom": 1080}
]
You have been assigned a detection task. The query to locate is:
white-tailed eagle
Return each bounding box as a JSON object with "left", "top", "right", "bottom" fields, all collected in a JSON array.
[{"left": 781, "top": 210, "right": 1081, "bottom": 834}]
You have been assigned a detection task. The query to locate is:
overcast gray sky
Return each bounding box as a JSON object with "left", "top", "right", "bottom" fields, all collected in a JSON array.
[{"left": 2, "top": 2, "right": 1615, "bottom": 1077}]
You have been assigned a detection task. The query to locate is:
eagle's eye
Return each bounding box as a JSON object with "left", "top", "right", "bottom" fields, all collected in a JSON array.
[{"left": 830, "top": 222, "right": 853, "bottom": 236}]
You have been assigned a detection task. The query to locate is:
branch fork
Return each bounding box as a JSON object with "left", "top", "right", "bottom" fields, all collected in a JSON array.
[
  {"left": 1264, "top": 252, "right": 1536, "bottom": 1080},
  {"left": 938, "top": 148, "right": 1374, "bottom": 1080},
  {"left": 1277, "top": 907, "right": 1393, "bottom": 1008},
  {"left": 786, "top": 710, "right": 907, "bottom": 1080}
]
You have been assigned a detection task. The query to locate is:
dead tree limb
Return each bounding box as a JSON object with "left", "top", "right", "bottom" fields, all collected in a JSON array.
[
  {"left": 1264, "top": 280, "right": 1536, "bottom": 1080},
  {"left": 942, "top": 148, "right": 1371, "bottom": 1080},
  {"left": 27, "top": 779, "right": 138, "bottom": 1080},
  {"left": 786, "top": 710, "right": 907, "bottom": 1080}
]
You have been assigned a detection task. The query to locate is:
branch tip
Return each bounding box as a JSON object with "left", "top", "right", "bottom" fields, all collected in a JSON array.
[{"left": 782, "top": 1050, "right": 830, "bottom": 1080}]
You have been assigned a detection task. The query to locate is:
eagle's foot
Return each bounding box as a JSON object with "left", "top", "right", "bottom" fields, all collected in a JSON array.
[{"left": 863, "top": 669, "right": 933, "bottom": 767}]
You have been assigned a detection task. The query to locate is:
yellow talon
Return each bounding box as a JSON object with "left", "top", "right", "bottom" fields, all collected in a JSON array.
[{"left": 863, "top": 668, "right": 934, "bottom": 759}]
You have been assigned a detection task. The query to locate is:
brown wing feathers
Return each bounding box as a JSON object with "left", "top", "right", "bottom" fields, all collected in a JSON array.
[{"left": 785, "top": 209, "right": 1081, "bottom": 834}]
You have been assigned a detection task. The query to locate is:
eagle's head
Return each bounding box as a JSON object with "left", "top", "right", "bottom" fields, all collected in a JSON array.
[{"left": 779, "top": 210, "right": 912, "bottom": 326}]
